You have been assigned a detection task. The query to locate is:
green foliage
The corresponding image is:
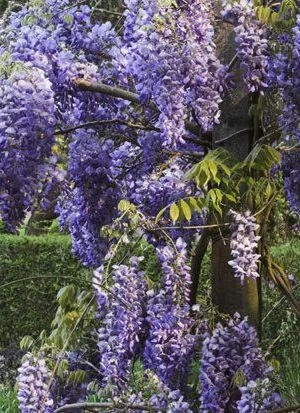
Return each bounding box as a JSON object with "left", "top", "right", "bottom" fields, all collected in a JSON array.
[
  {"left": 277, "top": 340, "right": 300, "bottom": 404},
  {"left": 49, "top": 285, "right": 94, "bottom": 350},
  {"left": 0, "top": 385, "right": 18, "bottom": 413},
  {"left": 262, "top": 239, "right": 300, "bottom": 369},
  {"left": 270, "top": 240, "right": 300, "bottom": 279},
  {"left": 243, "top": 144, "right": 281, "bottom": 171},
  {"left": 0, "top": 234, "right": 90, "bottom": 347},
  {"left": 0, "top": 0, "right": 8, "bottom": 14},
  {"left": 186, "top": 148, "right": 234, "bottom": 187},
  {"left": 47, "top": 218, "right": 61, "bottom": 234},
  {"left": 254, "top": 0, "right": 296, "bottom": 27},
  {"left": 157, "top": 145, "right": 281, "bottom": 223}
]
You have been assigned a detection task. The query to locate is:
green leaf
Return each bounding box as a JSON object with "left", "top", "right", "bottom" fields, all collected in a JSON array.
[
  {"left": 244, "top": 144, "right": 281, "bottom": 171},
  {"left": 270, "top": 11, "right": 279, "bottom": 24},
  {"left": 219, "top": 162, "right": 232, "bottom": 177},
  {"left": 20, "top": 335, "right": 34, "bottom": 350},
  {"left": 195, "top": 168, "right": 210, "bottom": 187},
  {"left": 224, "top": 193, "right": 236, "bottom": 203},
  {"left": 67, "top": 370, "right": 87, "bottom": 385},
  {"left": 208, "top": 160, "right": 219, "bottom": 183},
  {"left": 118, "top": 199, "right": 132, "bottom": 211},
  {"left": 57, "top": 284, "right": 76, "bottom": 308},
  {"left": 56, "top": 359, "right": 69, "bottom": 379},
  {"left": 170, "top": 203, "right": 180, "bottom": 223},
  {"left": 186, "top": 148, "right": 236, "bottom": 188},
  {"left": 265, "top": 182, "right": 273, "bottom": 199},
  {"left": 155, "top": 205, "right": 168, "bottom": 223},
  {"left": 256, "top": 6, "right": 272, "bottom": 23},
  {"left": 180, "top": 199, "right": 192, "bottom": 221},
  {"left": 214, "top": 188, "right": 223, "bottom": 203},
  {"left": 188, "top": 196, "right": 203, "bottom": 212}
]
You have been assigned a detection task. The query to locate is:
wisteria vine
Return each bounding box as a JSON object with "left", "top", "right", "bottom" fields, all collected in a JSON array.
[
  {"left": 228, "top": 210, "right": 261, "bottom": 284},
  {"left": 1, "top": 0, "right": 298, "bottom": 411}
]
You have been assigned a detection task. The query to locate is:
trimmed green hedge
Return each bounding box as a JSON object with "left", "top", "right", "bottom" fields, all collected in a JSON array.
[{"left": 0, "top": 235, "right": 90, "bottom": 347}]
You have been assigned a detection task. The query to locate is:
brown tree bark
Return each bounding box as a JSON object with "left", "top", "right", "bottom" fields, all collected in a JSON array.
[
  {"left": 209, "top": 10, "right": 261, "bottom": 329},
  {"left": 211, "top": 235, "right": 260, "bottom": 327}
]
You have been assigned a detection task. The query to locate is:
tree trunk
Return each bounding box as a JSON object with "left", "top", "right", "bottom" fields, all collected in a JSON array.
[
  {"left": 211, "top": 236, "right": 260, "bottom": 328},
  {"left": 208, "top": 8, "right": 261, "bottom": 329}
]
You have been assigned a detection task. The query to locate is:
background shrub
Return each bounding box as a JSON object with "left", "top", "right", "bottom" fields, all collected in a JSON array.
[
  {"left": 0, "top": 385, "right": 18, "bottom": 413},
  {"left": 262, "top": 239, "right": 300, "bottom": 352},
  {"left": 0, "top": 234, "right": 90, "bottom": 348}
]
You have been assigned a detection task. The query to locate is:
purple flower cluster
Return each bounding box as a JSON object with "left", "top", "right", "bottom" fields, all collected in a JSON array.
[
  {"left": 267, "top": 25, "right": 300, "bottom": 142},
  {"left": 0, "top": 0, "right": 210, "bottom": 262},
  {"left": 222, "top": 0, "right": 269, "bottom": 93},
  {"left": 267, "top": 30, "right": 300, "bottom": 214},
  {"left": 38, "top": 158, "right": 67, "bottom": 212},
  {"left": 131, "top": 161, "right": 194, "bottom": 217},
  {"left": 287, "top": 17, "right": 300, "bottom": 141},
  {"left": 237, "top": 379, "right": 283, "bottom": 412},
  {"left": 200, "top": 314, "right": 271, "bottom": 412},
  {"left": 228, "top": 210, "right": 261, "bottom": 283},
  {"left": 123, "top": 0, "right": 226, "bottom": 147},
  {"left": 57, "top": 133, "right": 120, "bottom": 266},
  {"left": 17, "top": 353, "right": 54, "bottom": 413},
  {"left": 94, "top": 257, "right": 147, "bottom": 390},
  {"left": 144, "top": 239, "right": 197, "bottom": 391},
  {"left": 116, "top": 386, "right": 192, "bottom": 412},
  {"left": 149, "top": 387, "right": 193, "bottom": 412},
  {"left": 123, "top": 0, "right": 186, "bottom": 147},
  {"left": 181, "top": 1, "right": 228, "bottom": 131},
  {"left": 0, "top": 63, "right": 56, "bottom": 231},
  {"left": 282, "top": 151, "right": 300, "bottom": 216},
  {"left": 0, "top": 0, "right": 124, "bottom": 237}
]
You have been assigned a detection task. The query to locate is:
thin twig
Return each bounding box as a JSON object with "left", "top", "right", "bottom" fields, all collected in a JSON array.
[
  {"left": 93, "top": 8, "right": 124, "bottom": 17},
  {"left": 43, "top": 296, "right": 95, "bottom": 412},
  {"left": 228, "top": 53, "right": 238, "bottom": 71},
  {"left": 267, "top": 404, "right": 300, "bottom": 413},
  {"left": 56, "top": 119, "right": 208, "bottom": 151},
  {"left": 74, "top": 79, "right": 202, "bottom": 137},
  {"left": 215, "top": 128, "right": 254, "bottom": 145},
  {"left": 255, "top": 127, "right": 282, "bottom": 145},
  {"left": 263, "top": 283, "right": 300, "bottom": 323},
  {"left": 54, "top": 401, "right": 165, "bottom": 412},
  {"left": 75, "top": 79, "right": 253, "bottom": 149},
  {"left": 254, "top": 193, "right": 279, "bottom": 218},
  {"left": 277, "top": 142, "right": 300, "bottom": 153},
  {"left": 55, "top": 119, "right": 159, "bottom": 135},
  {"left": 0, "top": 275, "right": 86, "bottom": 290},
  {"left": 152, "top": 223, "right": 230, "bottom": 231}
]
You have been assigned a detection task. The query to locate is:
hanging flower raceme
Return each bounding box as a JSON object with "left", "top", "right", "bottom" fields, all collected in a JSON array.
[
  {"left": 144, "top": 238, "right": 198, "bottom": 392},
  {"left": 113, "top": 384, "right": 193, "bottom": 412},
  {"left": 282, "top": 151, "right": 300, "bottom": 217},
  {"left": 0, "top": 62, "right": 56, "bottom": 231},
  {"left": 199, "top": 314, "right": 272, "bottom": 412},
  {"left": 228, "top": 210, "right": 261, "bottom": 283},
  {"left": 17, "top": 353, "right": 55, "bottom": 413},
  {"left": 93, "top": 257, "right": 147, "bottom": 391},
  {"left": 237, "top": 378, "right": 283, "bottom": 412},
  {"left": 57, "top": 133, "right": 121, "bottom": 267},
  {"left": 149, "top": 386, "right": 193, "bottom": 412},
  {"left": 222, "top": 0, "right": 269, "bottom": 93},
  {"left": 123, "top": 0, "right": 226, "bottom": 148}
]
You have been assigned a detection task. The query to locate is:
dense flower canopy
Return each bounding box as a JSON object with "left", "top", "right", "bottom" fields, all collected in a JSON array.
[
  {"left": 0, "top": 0, "right": 299, "bottom": 255},
  {"left": 1, "top": 0, "right": 299, "bottom": 411}
]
